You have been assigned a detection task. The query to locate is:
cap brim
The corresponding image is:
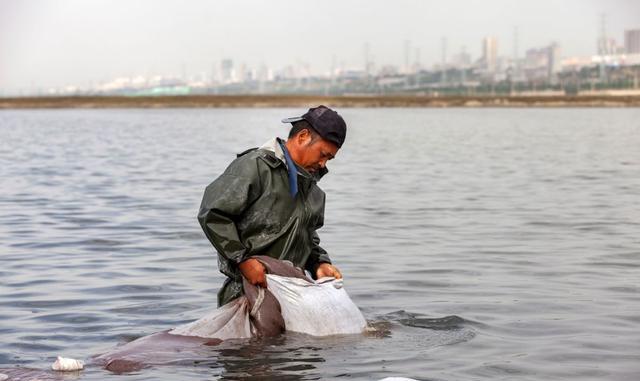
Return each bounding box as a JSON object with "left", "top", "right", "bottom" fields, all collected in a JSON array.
[{"left": 281, "top": 116, "right": 304, "bottom": 123}]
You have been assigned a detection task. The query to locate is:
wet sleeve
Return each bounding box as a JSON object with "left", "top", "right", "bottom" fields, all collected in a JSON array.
[
  {"left": 305, "top": 231, "right": 332, "bottom": 277},
  {"left": 197, "top": 157, "right": 262, "bottom": 264}
]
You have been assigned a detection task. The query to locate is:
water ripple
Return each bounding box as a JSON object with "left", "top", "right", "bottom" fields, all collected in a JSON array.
[{"left": 1, "top": 108, "right": 639, "bottom": 380}]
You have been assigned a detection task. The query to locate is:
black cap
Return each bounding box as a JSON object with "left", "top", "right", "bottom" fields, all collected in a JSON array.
[{"left": 282, "top": 105, "right": 347, "bottom": 148}]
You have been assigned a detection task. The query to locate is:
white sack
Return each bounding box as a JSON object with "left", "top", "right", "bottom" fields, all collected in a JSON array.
[
  {"left": 169, "top": 275, "right": 366, "bottom": 339},
  {"left": 266, "top": 274, "right": 367, "bottom": 336}
]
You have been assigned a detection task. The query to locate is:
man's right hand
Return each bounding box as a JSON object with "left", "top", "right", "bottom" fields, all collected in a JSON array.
[{"left": 238, "top": 258, "right": 267, "bottom": 287}]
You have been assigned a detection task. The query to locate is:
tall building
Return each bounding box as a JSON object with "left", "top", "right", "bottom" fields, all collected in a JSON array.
[
  {"left": 625, "top": 29, "right": 640, "bottom": 54},
  {"left": 547, "top": 43, "right": 561, "bottom": 81},
  {"left": 482, "top": 37, "right": 498, "bottom": 72},
  {"left": 599, "top": 38, "right": 623, "bottom": 55},
  {"left": 523, "top": 43, "right": 561, "bottom": 82},
  {"left": 220, "top": 59, "right": 235, "bottom": 84},
  {"left": 403, "top": 40, "right": 411, "bottom": 74}
]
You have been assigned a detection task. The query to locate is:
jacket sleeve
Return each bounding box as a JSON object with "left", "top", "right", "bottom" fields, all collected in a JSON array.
[
  {"left": 305, "top": 230, "right": 332, "bottom": 277},
  {"left": 197, "top": 156, "right": 262, "bottom": 264}
]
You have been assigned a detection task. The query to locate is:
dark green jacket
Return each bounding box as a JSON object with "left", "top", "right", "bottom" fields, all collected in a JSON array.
[{"left": 198, "top": 138, "right": 332, "bottom": 306}]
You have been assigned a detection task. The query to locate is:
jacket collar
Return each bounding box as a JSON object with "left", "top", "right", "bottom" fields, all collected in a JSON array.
[
  {"left": 259, "top": 137, "right": 286, "bottom": 163},
  {"left": 259, "top": 137, "right": 328, "bottom": 181}
]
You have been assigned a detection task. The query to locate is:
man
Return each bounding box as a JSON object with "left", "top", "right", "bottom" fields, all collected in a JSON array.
[{"left": 198, "top": 105, "right": 346, "bottom": 306}]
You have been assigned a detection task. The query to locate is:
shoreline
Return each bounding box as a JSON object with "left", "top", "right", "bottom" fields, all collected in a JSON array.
[{"left": 1, "top": 94, "right": 640, "bottom": 109}]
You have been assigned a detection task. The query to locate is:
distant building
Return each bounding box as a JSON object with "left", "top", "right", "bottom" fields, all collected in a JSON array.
[
  {"left": 548, "top": 43, "right": 561, "bottom": 78},
  {"left": 377, "top": 65, "right": 399, "bottom": 77},
  {"left": 256, "top": 64, "right": 273, "bottom": 82},
  {"left": 337, "top": 68, "right": 367, "bottom": 80},
  {"left": 598, "top": 37, "right": 624, "bottom": 56},
  {"left": 524, "top": 43, "right": 561, "bottom": 82},
  {"left": 481, "top": 37, "right": 498, "bottom": 72},
  {"left": 451, "top": 48, "right": 472, "bottom": 68},
  {"left": 625, "top": 29, "right": 640, "bottom": 54},
  {"left": 236, "top": 64, "right": 253, "bottom": 83},
  {"left": 220, "top": 59, "right": 235, "bottom": 84}
]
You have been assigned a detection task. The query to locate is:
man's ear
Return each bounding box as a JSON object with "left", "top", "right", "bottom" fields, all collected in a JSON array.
[{"left": 296, "top": 128, "right": 312, "bottom": 145}]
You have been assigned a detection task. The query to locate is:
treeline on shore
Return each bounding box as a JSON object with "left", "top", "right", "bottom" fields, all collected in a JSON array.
[{"left": 1, "top": 94, "right": 640, "bottom": 108}]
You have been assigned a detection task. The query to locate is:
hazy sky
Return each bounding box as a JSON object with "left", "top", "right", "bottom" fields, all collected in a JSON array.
[{"left": 1, "top": 0, "right": 639, "bottom": 93}]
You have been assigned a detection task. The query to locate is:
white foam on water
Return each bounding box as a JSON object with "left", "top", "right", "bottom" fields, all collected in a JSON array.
[{"left": 51, "top": 356, "right": 84, "bottom": 371}]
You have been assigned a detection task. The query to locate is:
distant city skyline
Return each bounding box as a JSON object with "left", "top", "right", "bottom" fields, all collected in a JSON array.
[{"left": 1, "top": 0, "right": 639, "bottom": 95}]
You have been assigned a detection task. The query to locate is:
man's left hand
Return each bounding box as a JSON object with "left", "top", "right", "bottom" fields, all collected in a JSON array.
[{"left": 316, "top": 263, "right": 342, "bottom": 280}]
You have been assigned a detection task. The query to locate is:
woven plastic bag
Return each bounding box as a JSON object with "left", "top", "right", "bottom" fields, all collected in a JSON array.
[
  {"left": 169, "top": 273, "right": 366, "bottom": 339},
  {"left": 266, "top": 274, "right": 367, "bottom": 336}
]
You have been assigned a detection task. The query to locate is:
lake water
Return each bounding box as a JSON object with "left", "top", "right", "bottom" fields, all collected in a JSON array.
[{"left": 0, "top": 108, "right": 639, "bottom": 380}]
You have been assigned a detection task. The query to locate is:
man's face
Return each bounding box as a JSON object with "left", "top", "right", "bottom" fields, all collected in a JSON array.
[{"left": 288, "top": 129, "right": 339, "bottom": 174}]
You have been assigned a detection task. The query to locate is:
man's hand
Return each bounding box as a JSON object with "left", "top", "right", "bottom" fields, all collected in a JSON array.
[
  {"left": 316, "top": 263, "right": 342, "bottom": 280},
  {"left": 239, "top": 258, "right": 267, "bottom": 287}
]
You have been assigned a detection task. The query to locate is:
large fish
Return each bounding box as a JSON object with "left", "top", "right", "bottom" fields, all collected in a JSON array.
[{"left": 0, "top": 256, "right": 367, "bottom": 379}]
